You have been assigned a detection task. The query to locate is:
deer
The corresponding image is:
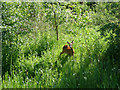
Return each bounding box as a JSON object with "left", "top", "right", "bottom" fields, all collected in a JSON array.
[{"left": 60, "top": 41, "right": 74, "bottom": 56}]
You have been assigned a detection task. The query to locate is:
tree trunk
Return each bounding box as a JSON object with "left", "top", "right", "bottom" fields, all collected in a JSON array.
[
  {"left": 52, "top": 3, "right": 59, "bottom": 41},
  {"left": 54, "top": 11, "right": 58, "bottom": 41}
]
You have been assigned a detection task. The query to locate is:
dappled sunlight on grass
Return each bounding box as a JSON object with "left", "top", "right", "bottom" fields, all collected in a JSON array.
[{"left": 2, "top": 2, "right": 120, "bottom": 88}]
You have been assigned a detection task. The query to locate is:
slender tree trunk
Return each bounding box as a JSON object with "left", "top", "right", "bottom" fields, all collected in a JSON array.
[
  {"left": 0, "top": 31, "right": 2, "bottom": 78},
  {"left": 54, "top": 11, "right": 58, "bottom": 41},
  {"left": 52, "top": 3, "right": 59, "bottom": 41}
]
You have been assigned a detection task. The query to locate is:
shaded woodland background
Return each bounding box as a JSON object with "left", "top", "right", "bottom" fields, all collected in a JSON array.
[{"left": 1, "top": 2, "right": 120, "bottom": 88}]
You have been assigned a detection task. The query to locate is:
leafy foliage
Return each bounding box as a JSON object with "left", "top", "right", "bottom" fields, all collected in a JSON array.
[{"left": 1, "top": 2, "right": 120, "bottom": 88}]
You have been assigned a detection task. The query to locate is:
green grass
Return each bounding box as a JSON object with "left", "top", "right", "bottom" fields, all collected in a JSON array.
[
  {"left": 2, "top": 2, "right": 120, "bottom": 88},
  {"left": 2, "top": 24, "right": 119, "bottom": 88}
]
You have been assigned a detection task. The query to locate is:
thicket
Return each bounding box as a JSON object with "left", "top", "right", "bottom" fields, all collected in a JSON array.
[{"left": 1, "top": 2, "right": 120, "bottom": 88}]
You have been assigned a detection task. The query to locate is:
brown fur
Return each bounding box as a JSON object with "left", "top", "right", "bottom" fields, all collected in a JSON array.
[{"left": 60, "top": 41, "right": 74, "bottom": 56}]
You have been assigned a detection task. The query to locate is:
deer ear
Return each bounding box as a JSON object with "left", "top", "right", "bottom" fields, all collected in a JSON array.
[
  {"left": 71, "top": 40, "right": 74, "bottom": 44},
  {"left": 67, "top": 41, "right": 69, "bottom": 44}
]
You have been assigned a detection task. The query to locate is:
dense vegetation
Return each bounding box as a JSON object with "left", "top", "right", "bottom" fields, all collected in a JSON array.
[{"left": 1, "top": 2, "right": 120, "bottom": 88}]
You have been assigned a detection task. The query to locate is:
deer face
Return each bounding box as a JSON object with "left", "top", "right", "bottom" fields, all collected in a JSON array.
[{"left": 67, "top": 41, "right": 74, "bottom": 48}]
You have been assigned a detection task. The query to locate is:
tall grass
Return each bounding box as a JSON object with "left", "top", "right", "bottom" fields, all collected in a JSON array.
[
  {"left": 2, "top": 24, "right": 119, "bottom": 88},
  {"left": 2, "top": 2, "right": 120, "bottom": 88}
]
